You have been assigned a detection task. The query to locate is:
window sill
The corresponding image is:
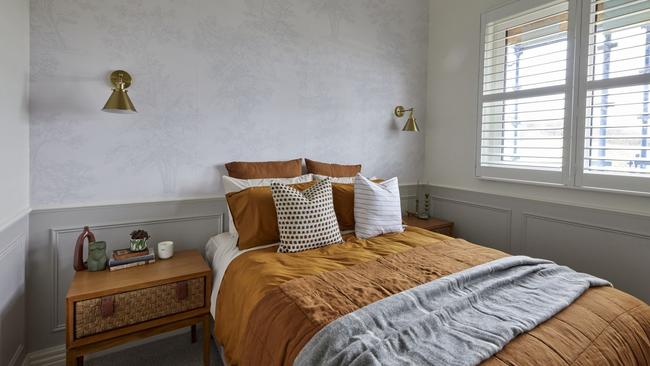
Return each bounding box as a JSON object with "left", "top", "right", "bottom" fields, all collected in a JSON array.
[{"left": 476, "top": 174, "right": 650, "bottom": 199}]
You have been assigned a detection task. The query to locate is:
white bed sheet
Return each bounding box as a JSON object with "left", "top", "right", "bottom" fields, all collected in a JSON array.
[{"left": 204, "top": 233, "right": 278, "bottom": 319}]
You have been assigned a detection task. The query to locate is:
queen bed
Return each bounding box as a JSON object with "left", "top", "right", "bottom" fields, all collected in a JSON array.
[
  {"left": 205, "top": 227, "right": 650, "bottom": 366},
  {"left": 207, "top": 159, "right": 650, "bottom": 365}
]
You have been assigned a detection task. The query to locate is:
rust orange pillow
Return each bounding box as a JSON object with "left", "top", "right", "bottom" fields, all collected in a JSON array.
[
  {"left": 332, "top": 183, "right": 355, "bottom": 231},
  {"left": 225, "top": 159, "right": 303, "bottom": 179},
  {"left": 226, "top": 182, "right": 315, "bottom": 249},
  {"left": 305, "top": 159, "right": 361, "bottom": 177}
]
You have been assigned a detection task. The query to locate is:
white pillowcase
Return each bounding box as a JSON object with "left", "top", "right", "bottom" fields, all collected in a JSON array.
[
  {"left": 314, "top": 174, "right": 379, "bottom": 184},
  {"left": 354, "top": 174, "right": 404, "bottom": 239},
  {"left": 223, "top": 174, "right": 313, "bottom": 235},
  {"left": 313, "top": 174, "right": 356, "bottom": 184}
]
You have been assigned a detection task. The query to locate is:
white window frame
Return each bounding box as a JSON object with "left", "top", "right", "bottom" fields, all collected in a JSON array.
[
  {"left": 573, "top": 0, "right": 650, "bottom": 193},
  {"left": 476, "top": 0, "right": 650, "bottom": 195}
]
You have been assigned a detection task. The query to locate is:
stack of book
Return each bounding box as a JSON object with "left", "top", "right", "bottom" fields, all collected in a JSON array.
[{"left": 109, "top": 248, "right": 156, "bottom": 271}]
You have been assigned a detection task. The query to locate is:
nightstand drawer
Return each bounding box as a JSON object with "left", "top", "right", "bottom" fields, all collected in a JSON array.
[{"left": 74, "top": 277, "right": 205, "bottom": 339}]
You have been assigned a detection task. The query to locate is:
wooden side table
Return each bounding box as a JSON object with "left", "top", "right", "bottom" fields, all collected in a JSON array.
[
  {"left": 65, "top": 250, "right": 212, "bottom": 366},
  {"left": 403, "top": 214, "right": 454, "bottom": 237}
]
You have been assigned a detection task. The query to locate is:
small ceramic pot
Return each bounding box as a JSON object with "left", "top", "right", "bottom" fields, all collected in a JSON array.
[
  {"left": 129, "top": 238, "right": 148, "bottom": 252},
  {"left": 157, "top": 241, "right": 174, "bottom": 259}
]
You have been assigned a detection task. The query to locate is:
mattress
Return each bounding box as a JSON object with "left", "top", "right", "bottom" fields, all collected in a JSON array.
[{"left": 209, "top": 227, "right": 650, "bottom": 366}]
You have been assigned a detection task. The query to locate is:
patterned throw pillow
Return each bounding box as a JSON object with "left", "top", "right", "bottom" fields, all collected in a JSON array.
[
  {"left": 271, "top": 179, "right": 343, "bottom": 253},
  {"left": 354, "top": 174, "right": 404, "bottom": 239}
]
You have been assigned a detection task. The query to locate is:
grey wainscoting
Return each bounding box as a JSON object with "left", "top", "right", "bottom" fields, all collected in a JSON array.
[
  {"left": 0, "top": 212, "right": 28, "bottom": 366},
  {"left": 427, "top": 185, "right": 650, "bottom": 304},
  {"left": 26, "top": 198, "right": 227, "bottom": 352},
  {"left": 25, "top": 185, "right": 418, "bottom": 354}
]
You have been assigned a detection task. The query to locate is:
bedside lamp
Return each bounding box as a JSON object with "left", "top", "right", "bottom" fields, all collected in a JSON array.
[
  {"left": 102, "top": 70, "right": 137, "bottom": 113},
  {"left": 394, "top": 106, "right": 419, "bottom": 132}
]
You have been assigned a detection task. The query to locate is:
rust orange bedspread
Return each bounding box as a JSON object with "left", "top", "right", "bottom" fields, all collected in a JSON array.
[{"left": 214, "top": 227, "right": 650, "bottom": 365}]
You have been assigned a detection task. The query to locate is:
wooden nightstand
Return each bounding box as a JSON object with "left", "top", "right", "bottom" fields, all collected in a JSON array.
[
  {"left": 65, "top": 250, "right": 212, "bottom": 366},
  {"left": 403, "top": 214, "right": 455, "bottom": 237}
]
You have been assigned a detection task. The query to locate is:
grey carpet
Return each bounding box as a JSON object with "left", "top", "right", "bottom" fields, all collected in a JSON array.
[{"left": 86, "top": 332, "right": 224, "bottom": 366}]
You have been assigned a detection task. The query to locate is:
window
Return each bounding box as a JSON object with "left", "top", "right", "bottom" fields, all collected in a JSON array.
[{"left": 478, "top": 0, "right": 650, "bottom": 194}]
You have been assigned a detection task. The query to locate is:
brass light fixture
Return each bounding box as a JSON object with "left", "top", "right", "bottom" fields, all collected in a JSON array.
[
  {"left": 102, "top": 70, "right": 137, "bottom": 113},
  {"left": 394, "top": 106, "right": 419, "bottom": 132}
]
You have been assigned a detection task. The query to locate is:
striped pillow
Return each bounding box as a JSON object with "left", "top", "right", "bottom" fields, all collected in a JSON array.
[{"left": 354, "top": 174, "right": 404, "bottom": 239}]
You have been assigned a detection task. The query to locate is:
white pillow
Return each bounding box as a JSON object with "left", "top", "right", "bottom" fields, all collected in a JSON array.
[
  {"left": 313, "top": 174, "right": 355, "bottom": 184},
  {"left": 314, "top": 174, "right": 379, "bottom": 184},
  {"left": 223, "top": 174, "right": 313, "bottom": 235},
  {"left": 354, "top": 174, "right": 404, "bottom": 239}
]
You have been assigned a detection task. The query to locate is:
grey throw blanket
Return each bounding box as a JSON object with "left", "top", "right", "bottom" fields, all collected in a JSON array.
[{"left": 294, "top": 256, "right": 610, "bottom": 366}]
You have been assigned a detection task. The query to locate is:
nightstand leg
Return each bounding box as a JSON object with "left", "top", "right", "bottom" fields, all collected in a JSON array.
[
  {"left": 202, "top": 316, "right": 210, "bottom": 366},
  {"left": 66, "top": 351, "right": 83, "bottom": 366},
  {"left": 191, "top": 324, "right": 197, "bottom": 343}
]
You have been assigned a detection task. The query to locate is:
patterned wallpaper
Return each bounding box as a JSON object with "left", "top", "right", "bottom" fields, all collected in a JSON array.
[{"left": 30, "top": 0, "right": 428, "bottom": 207}]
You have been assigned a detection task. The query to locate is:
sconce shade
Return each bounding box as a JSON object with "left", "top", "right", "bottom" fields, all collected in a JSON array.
[
  {"left": 402, "top": 113, "right": 420, "bottom": 132},
  {"left": 102, "top": 70, "right": 137, "bottom": 114},
  {"left": 102, "top": 89, "right": 137, "bottom": 114}
]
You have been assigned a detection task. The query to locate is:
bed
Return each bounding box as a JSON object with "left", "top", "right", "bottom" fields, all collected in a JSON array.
[{"left": 205, "top": 226, "right": 650, "bottom": 366}]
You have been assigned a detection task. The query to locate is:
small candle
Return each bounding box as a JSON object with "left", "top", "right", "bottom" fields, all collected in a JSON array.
[{"left": 157, "top": 241, "right": 174, "bottom": 259}]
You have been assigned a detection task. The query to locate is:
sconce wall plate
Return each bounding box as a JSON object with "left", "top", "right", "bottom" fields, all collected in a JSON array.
[{"left": 110, "top": 70, "right": 132, "bottom": 89}]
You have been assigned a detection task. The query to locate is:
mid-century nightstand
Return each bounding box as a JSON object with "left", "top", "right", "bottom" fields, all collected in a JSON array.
[
  {"left": 403, "top": 214, "right": 455, "bottom": 237},
  {"left": 65, "top": 250, "right": 212, "bottom": 366}
]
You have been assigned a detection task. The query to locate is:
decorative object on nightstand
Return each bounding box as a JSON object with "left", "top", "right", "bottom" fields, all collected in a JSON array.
[
  {"left": 422, "top": 193, "right": 431, "bottom": 219},
  {"left": 87, "top": 241, "right": 108, "bottom": 272},
  {"left": 157, "top": 241, "right": 175, "bottom": 259},
  {"left": 66, "top": 250, "right": 212, "bottom": 366},
  {"left": 108, "top": 248, "right": 156, "bottom": 271},
  {"left": 403, "top": 213, "right": 454, "bottom": 237},
  {"left": 409, "top": 183, "right": 431, "bottom": 220},
  {"left": 73, "top": 226, "right": 107, "bottom": 272},
  {"left": 129, "top": 229, "right": 150, "bottom": 252}
]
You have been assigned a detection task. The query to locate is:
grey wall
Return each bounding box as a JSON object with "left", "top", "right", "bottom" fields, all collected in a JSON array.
[
  {"left": 29, "top": 0, "right": 428, "bottom": 208},
  {"left": 0, "top": 0, "right": 30, "bottom": 364},
  {"left": 427, "top": 185, "right": 650, "bottom": 304},
  {"left": 0, "top": 215, "right": 28, "bottom": 366}
]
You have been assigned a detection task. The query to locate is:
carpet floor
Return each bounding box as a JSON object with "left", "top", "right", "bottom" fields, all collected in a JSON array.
[{"left": 86, "top": 332, "right": 224, "bottom": 366}]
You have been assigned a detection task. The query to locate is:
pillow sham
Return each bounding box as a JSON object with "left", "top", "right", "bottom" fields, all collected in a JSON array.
[
  {"left": 271, "top": 179, "right": 343, "bottom": 253},
  {"left": 322, "top": 178, "right": 384, "bottom": 231},
  {"left": 354, "top": 174, "right": 404, "bottom": 239},
  {"left": 331, "top": 183, "right": 355, "bottom": 230},
  {"left": 225, "top": 158, "right": 303, "bottom": 179},
  {"left": 313, "top": 174, "right": 355, "bottom": 184},
  {"left": 223, "top": 174, "right": 313, "bottom": 235},
  {"left": 305, "top": 159, "right": 361, "bottom": 177},
  {"left": 226, "top": 181, "right": 316, "bottom": 250}
]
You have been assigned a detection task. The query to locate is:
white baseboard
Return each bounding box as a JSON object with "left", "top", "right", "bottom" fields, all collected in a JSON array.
[
  {"left": 8, "top": 344, "right": 25, "bottom": 366},
  {"left": 22, "top": 344, "right": 65, "bottom": 366}
]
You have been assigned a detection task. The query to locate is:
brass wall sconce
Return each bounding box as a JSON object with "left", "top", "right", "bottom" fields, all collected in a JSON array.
[
  {"left": 102, "top": 70, "right": 137, "bottom": 113},
  {"left": 394, "top": 106, "right": 419, "bottom": 132}
]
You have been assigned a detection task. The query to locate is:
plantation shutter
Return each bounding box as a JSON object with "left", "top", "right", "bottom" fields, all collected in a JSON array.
[
  {"left": 478, "top": 0, "right": 573, "bottom": 184},
  {"left": 580, "top": 0, "right": 650, "bottom": 188}
]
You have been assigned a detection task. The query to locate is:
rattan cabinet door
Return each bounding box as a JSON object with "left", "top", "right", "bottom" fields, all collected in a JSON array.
[{"left": 74, "top": 277, "right": 204, "bottom": 339}]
